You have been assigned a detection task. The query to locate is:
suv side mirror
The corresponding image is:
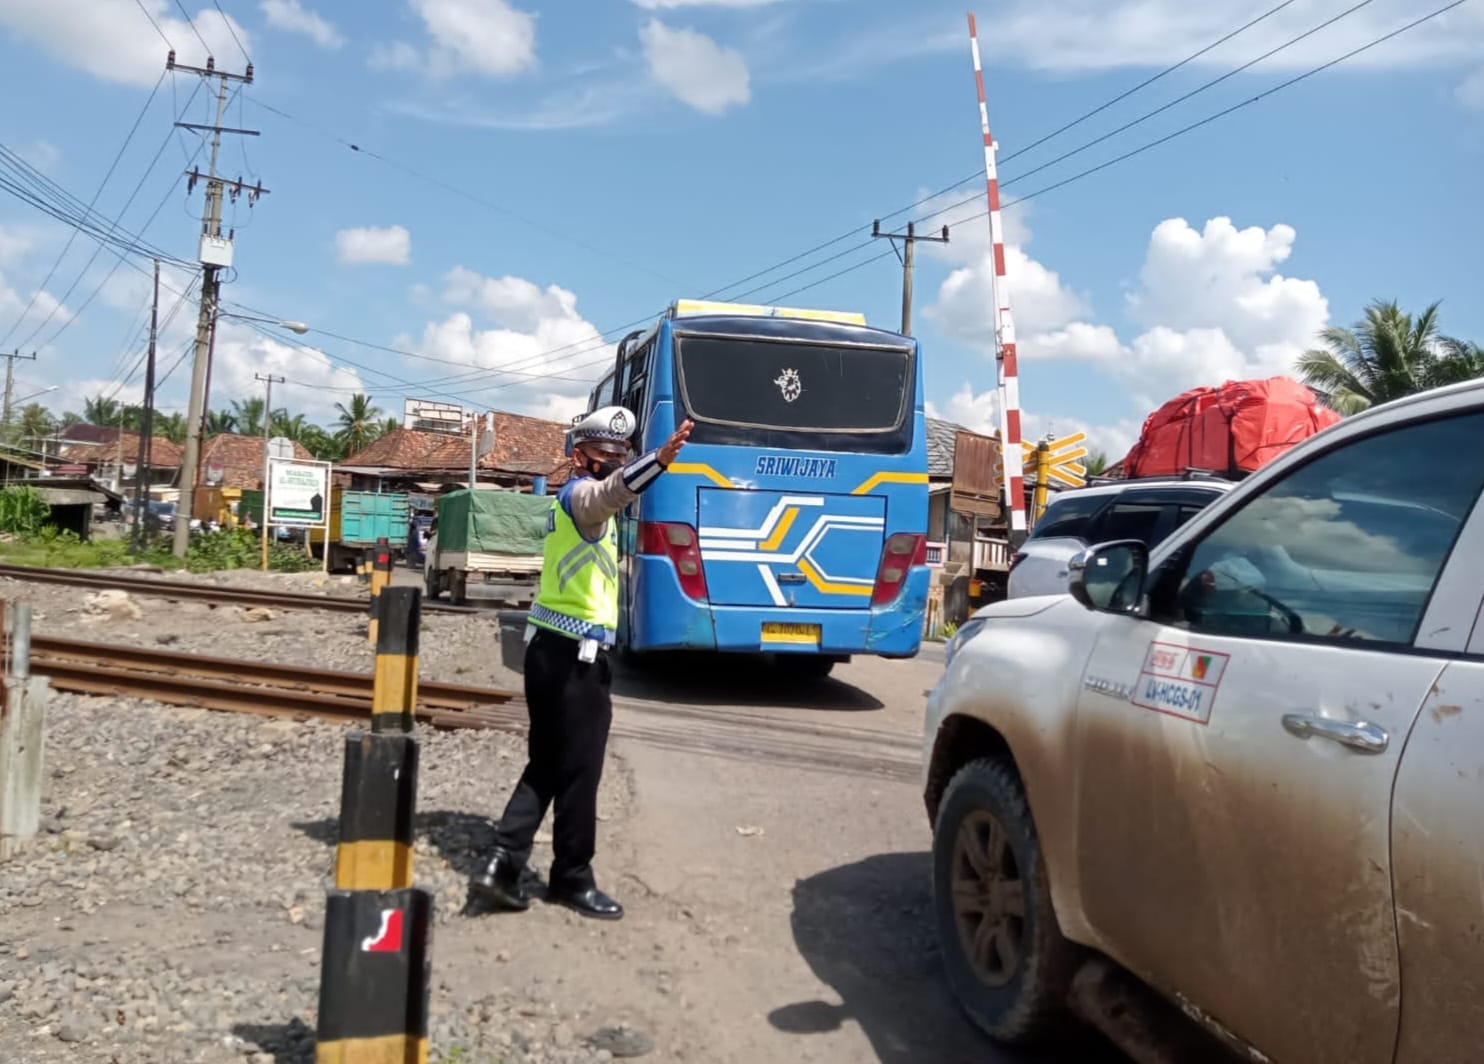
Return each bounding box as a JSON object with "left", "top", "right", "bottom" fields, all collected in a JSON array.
[{"left": 1068, "top": 540, "right": 1149, "bottom": 614}]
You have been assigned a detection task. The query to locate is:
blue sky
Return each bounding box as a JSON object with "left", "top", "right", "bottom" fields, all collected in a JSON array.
[{"left": 0, "top": 0, "right": 1480, "bottom": 459}]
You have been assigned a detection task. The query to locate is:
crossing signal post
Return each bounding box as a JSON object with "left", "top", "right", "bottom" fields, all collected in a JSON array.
[{"left": 1023, "top": 432, "right": 1088, "bottom": 525}]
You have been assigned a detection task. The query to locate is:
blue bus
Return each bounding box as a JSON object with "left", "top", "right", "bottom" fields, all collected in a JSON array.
[{"left": 586, "top": 299, "right": 929, "bottom": 676}]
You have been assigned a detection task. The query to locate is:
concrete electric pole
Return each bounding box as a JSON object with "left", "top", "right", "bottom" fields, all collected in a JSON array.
[
  {"left": 131, "top": 260, "right": 160, "bottom": 550},
  {"left": 871, "top": 220, "right": 949, "bottom": 336},
  {"left": 169, "top": 52, "right": 268, "bottom": 558},
  {"left": 1, "top": 349, "right": 37, "bottom": 442}
]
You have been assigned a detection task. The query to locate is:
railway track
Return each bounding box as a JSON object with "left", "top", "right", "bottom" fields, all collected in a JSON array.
[
  {"left": 30, "top": 635, "right": 918, "bottom": 783},
  {"left": 0, "top": 563, "right": 479, "bottom": 615}
]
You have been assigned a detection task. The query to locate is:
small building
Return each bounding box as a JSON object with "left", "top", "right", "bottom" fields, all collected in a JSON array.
[
  {"left": 54, "top": 428, "right": 183, "bottom": 493},
  {"left": 20, "top": 476, "right": 126, "bottom": 541}
]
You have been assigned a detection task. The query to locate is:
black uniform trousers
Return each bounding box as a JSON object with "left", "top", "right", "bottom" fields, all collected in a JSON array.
[{"left": 490, "top": 627, "right": 614, "bottom": 892}]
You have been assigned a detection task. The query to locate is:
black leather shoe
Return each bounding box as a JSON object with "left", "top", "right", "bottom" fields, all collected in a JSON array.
[
  {"left": 467, "top": 849, "right": 530, "bottom": 912},
  {"left": 549, "top": 885, "right": 623, "bottom": 921}
]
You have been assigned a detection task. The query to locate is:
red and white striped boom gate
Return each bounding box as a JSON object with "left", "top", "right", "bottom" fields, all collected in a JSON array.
[{"left": 967, "top": 11, "right": 1027, "bottom": 544}]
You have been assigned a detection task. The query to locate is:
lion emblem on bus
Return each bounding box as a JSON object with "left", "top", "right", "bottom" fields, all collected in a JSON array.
[{"left": 774, "top": 368, "right": 802, "bottom": 403}]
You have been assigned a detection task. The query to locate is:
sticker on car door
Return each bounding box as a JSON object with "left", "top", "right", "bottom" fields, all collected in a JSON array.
[{"left": 1131, "top": 641, "right": 1230, "bottom": 724}]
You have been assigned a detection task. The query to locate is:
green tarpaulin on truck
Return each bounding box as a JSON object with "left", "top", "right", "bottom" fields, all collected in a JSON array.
[{"left": 435, "top": 489, "right": 550, "bottom": 555}]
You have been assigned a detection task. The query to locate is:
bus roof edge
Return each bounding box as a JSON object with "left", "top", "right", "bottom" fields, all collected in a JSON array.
[{"left": 668, "top": 298, "right": 867, "bottom": 326}]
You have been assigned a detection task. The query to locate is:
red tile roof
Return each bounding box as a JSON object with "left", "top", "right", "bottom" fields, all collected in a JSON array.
[
  {"left": 340, "top": 411, "right": 570, "bottom": 481},
  {"left": 58, "top": 432, "right": 184, "bottom": 470},
  {"left": 200, "top": 433, "right": 316, "bottom": 489}
]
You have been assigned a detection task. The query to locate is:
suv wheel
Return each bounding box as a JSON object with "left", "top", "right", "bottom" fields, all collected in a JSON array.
[{"left": 933, "top": 758, "right": 1077, "bottom": 1043}]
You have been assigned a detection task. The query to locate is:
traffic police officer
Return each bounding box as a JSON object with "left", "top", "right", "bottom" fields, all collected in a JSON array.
[{"left": 469, "top": 406, "right": 693, "bottom": 920}]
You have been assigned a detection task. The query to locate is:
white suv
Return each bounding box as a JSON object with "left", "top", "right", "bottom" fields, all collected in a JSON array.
[
  {"left": 1006, "top": 476, "right": 1234, "bottom": 598},
  {"left": 923, "top": 377, "right": 1484, "bottom": 1062}
]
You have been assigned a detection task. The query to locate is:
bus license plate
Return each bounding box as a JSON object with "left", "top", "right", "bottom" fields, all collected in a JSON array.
[{"left": 761, "top": 622, "right": 821, "bottom": 645}]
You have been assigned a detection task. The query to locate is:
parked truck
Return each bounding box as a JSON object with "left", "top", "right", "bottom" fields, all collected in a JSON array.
[
  {"left": 308, "top": 489, "right": 411, "bottom": 572},
  {"left": 424, "top": 488, "right": 548, "bottom": 606}
]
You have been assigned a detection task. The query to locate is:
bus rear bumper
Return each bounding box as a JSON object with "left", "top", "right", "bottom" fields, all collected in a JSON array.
[{"left": 628, "top": 562, "right": 928, "bottom": 657}]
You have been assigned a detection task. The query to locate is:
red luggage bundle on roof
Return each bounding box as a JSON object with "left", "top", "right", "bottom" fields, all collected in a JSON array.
[{"left": 1121, "top": 376, "right": 1341, "bottom": 480}]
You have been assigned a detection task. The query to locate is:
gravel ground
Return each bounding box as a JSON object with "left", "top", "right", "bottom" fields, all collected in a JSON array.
[{"left": 0, "top": 566, "right": 655, "bottom": 1064}]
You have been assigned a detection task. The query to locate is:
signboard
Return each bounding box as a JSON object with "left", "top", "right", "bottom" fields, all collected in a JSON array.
[
  {"left": 949, "top": 429, "right": 1004, "bottom": 519},
  {"left": 1023, "top": 432, "right": 1089, "bottom": 490},
  {"left": 122, "top": 462, "right": 138, "bottom": 479},
  {"left": 205, "top": 462, "right": 225, "bottom": 486},
  {"left": 267, "top": 436, "right": 296, "bottom": 461},
  {"left": 54, "top": 463, "right": 88, "bottom": 475},
  {"left": 403, "top": 398, "right": 464, "bottom": 435},
  {"left": 267, "top": 458, "right": 330, "bottom": 525}
]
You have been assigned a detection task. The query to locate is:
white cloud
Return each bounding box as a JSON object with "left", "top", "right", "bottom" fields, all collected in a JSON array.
[
  {"left": 634, "top": 0, "right": 782, "bottom": 7},
  {"left": 17, "top": 140, "right": 60, "bottom": 173},
  {"left": 260, "top": 0, "right": 342, "bottom": 48},
  {"left": 0, "top": 1, "right": 252, "bottom": 87},
  {"left": 396, "top": 268, "right": 611, "bottom": 420},
  {"left": 639, "top": 18, "right": 750, "bottom": 114},
  {"left": 373, "top": 0, "right": 536, "bottom": 79},
  {"left": 335, "top": 225, "right": 412, "bottom": 266},
  {"left": 927, "top": 381, "right": 1140, "bottom": 461},
  {"left": 206, "top": 322, "right": 366, "bottom": 421},
  {"left": 927, "top": 213, "right": 1331, "bottom": 405}
]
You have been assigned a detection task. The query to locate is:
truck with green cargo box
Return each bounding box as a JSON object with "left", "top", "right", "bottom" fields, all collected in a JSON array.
[
  {"left": 241, "top": 488, "right": 411, "bottom": 571},
  {"left": 424, "top": 488, "right": 550, "bottom": 606}
]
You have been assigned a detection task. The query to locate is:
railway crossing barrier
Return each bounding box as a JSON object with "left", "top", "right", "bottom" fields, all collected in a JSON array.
[
  {"left": 366, "top": 538, "right": 393, "bottom": 646},
  {"left": 0, "top": 601, "right": 51, "bottom": 862},
  {"left": 316, "top": 584, "right": 433, "bottom": 1061}
]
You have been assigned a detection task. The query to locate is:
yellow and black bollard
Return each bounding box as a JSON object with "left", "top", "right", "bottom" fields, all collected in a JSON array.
[
  {"left": 314, "top": 887, "right": 432, "bottom": 1063},
  {"left": 372, "top": 586, "right": 420, "bottom": 735},
  {"left": 367, "top": 538, "right": 393, "bottom": 646},
  {"left": 333, "top": 730, "right": 418, "bottom": 891}
]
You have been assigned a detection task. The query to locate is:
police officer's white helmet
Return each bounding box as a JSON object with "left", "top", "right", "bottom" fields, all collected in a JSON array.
[{"left": 569, "top": 406, "right": 637, "bottom": 449}]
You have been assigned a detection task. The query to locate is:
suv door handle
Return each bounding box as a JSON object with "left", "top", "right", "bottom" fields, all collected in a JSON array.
[{"left": 1281, "top": 714, "right": 1389, "bottom": 754}]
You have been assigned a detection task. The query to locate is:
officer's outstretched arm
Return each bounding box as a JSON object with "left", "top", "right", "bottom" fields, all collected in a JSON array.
[{"left": 567, "top": 450, "right": 666, "bottom": 530}]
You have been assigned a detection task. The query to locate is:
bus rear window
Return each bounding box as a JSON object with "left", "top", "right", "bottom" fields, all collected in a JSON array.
[{"left": 675, "top": 334, "right": 911, "bottom": 434}]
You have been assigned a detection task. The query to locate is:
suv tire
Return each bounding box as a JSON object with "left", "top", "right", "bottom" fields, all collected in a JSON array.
[{"left": 932, "top": 757, "right": 1077, "bottom": 1043}]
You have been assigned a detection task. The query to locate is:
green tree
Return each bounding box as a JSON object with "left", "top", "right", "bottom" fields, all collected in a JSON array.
[
  {"left": 83, "top": 394, "right": 121, "bottom": 425},
  {"left": 230, "top": 397, "right": 266, "bottom": 437},
  {"left": 1296, "top": 300, "right": 1483, "bottom": 415},
  {"left": 1085, "top": 450, "right": 1110, "bottom": 477},
  {"left": 157, "top": 412, "right": 187, "bottom": 445},
  {"left": 16, "top": 403, "right": 54, "bottom": 442},
  {"left": 334, "top": 393, "right": 383, "bottom": 455},
  {"left": 300, "top": 424, "right": 344, "bottom": 462},
  {"left": 205, "top": 409, "right": 237, "bottom": 435},
  {"left": 59, "top": 411, "right": 83, "bottom": 429}
]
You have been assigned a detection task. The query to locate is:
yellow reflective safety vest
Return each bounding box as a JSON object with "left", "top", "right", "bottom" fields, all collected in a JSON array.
[{"left": 528, "top": 482, "right": 620, "bottom": 642}]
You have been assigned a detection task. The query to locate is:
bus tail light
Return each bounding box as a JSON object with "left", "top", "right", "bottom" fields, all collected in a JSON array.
[
  {"left": 872, "top": 533, "right": 926, "bottom": 606},
  {"left": 639, "top": 521, "right": 709, "bottom": 601}
]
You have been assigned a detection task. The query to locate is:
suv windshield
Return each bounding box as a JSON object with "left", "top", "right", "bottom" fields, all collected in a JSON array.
[{"left": 1029, "top": 493, "right": 1107, "bottom": 540}]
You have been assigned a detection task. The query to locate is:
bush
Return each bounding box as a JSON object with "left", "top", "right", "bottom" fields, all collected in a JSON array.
[
  {"left": 185, "top": 528, "right": 316, "bottom": 573},
  {"left": 0, "top": 486, "right": 50, "bottom": 536}
]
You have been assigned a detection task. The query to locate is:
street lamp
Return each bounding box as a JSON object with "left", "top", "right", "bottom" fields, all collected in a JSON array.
[
  {"left": 12, "top": 385, "right": 58, "bottom": 405},
  {"left": 217, "top": 311, "right": 310, "bottom": 334}
]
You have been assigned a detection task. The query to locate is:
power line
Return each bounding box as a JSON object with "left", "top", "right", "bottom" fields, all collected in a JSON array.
[
  {"left": 0, "top": 71, "right": 166, "bottom": 346},
  {"left": 133, "top": 0, "right": 175, "bottom": 48},
  {"left": 27, "top": 81, "right": 207, "bottom": 349},
  {"left": 212, "top": 0, "right": 251, "bottom": 64},
  {"left": 248, "top": 99, "right": 686, "bottom": 287},
  {"left": 172, "top": 0, "right": 214, "bottom": 56}
]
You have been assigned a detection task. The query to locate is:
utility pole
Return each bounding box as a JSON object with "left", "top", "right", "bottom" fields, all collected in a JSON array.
[
  {"left": 871, "top": 220, "right": 948, "bottom": 336},
  {"left": 132, "top": 261, "right": 160, "bottom": 551},
  {"left": 255, "top": 372, "right": 284, "bottom": 571},
  {"left": 169, "top": 51, "right": 267, "bottom": 558},
  {"left": 1, "top": 349, "right": 37, "bottom": 442}
]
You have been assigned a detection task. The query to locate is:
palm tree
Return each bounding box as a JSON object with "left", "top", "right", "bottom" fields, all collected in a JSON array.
[
  {"left": 270, "top": 410, "right": 309, "bottom": 440},
  {"left": 1296, "top": 300, "right": 1483, "bottom": 415},
  {"left": 1085, "top": 450, "right": 1110, "bottom": 477},
  {"left": 205, "top": 409, "right": 237, "bottom": 435},
  {"left": 83, "top": 394, "right": 121, "bottom": 425},
  {"left": 379, "top": 416, "right": 399, "bottom": 439},
  {"left": 120, "top": 404, "right": 146, "bottom": 432},
  {"left": 334, "top": 393, "right": 383, "bottom": 455},
  {"left": 230, "top": 397, "right": 265, "bottom": 437},
  {"left": 157, "top": 412, "right": 187, "bottom": 445},
  {"left": 15, "top": 403, "right": 53, "bottom": 443}
]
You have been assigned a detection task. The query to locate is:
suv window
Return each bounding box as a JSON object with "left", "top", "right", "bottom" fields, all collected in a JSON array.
[
  {"left": 1094, "top": 500, "right": 1165, "bottom": 544},
  {"left": 1151, "top": 411, "right": 1484, "bottom": 646},
  {"left": 1030, "top": 493, "right": 1108, "bottom": 540}
]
